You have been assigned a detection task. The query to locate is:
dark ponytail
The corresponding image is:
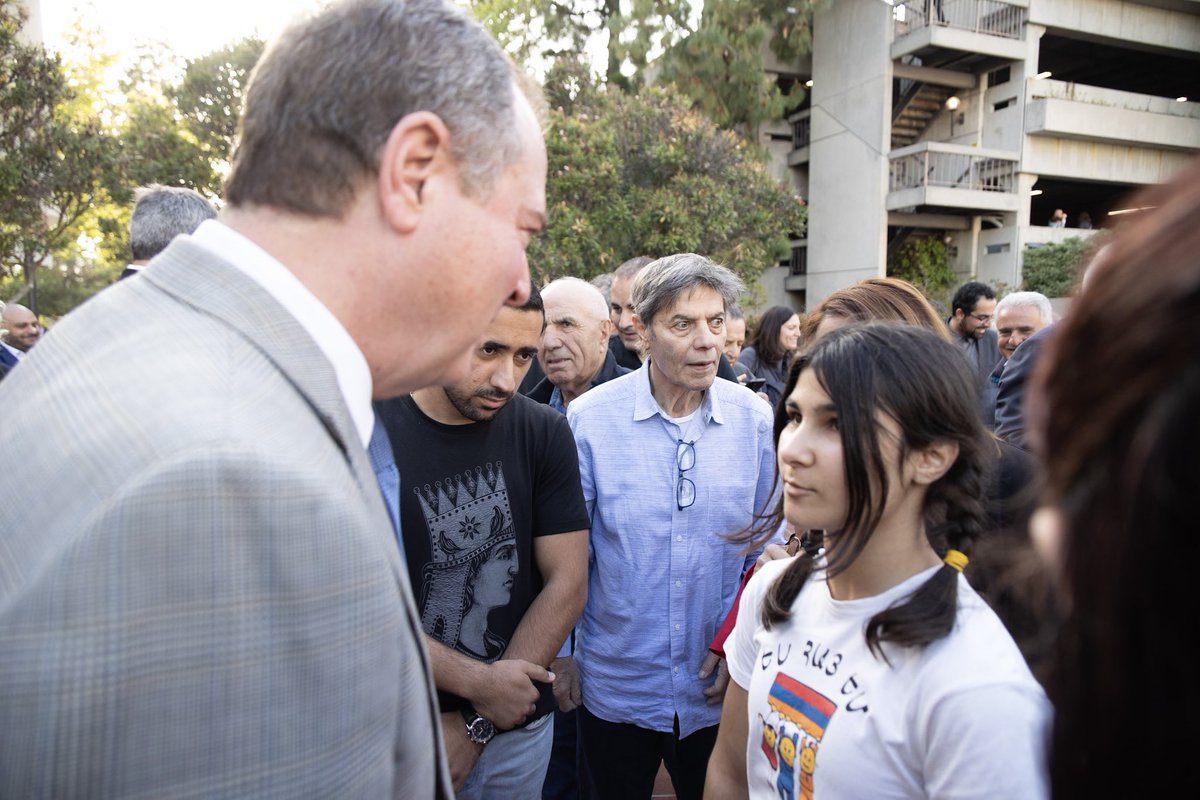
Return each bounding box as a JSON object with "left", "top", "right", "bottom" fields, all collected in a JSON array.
[{"left": 865, "top": 435, "right": 989, "bottom": 659}]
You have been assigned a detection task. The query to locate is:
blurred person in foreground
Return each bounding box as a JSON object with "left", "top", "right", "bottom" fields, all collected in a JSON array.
[
  {"left": 0, "top": 0, "right": 546, "bottom": 796},
  {"left": 1030, "top": 157, "right": 1200, "bottom": 798}
]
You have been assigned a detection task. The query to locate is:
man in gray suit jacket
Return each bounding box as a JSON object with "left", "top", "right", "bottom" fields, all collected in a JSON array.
[{"left": 0, "top": 1, "right": 547, "bottom": 797}]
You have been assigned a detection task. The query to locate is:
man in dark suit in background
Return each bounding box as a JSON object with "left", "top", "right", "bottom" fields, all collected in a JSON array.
[{"left": 0, "top": 302, "right": 40, "bottom": 382}]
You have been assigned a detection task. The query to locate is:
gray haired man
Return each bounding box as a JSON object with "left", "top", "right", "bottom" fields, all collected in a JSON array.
[
  {"left": 121, "top": 185, "right": 217, "bottom": 279},
  {"left": 0, "top": 1, "right": 545, "bottom": 797},
  {"left": 566, "top": 254, "right": 778, "bottom": 799},
  {"left": 994, "top": 291, "right": 1052, "bottom": 362},
  {"left": 986, "top": 291, "right": 1052, "bottom": 427}
]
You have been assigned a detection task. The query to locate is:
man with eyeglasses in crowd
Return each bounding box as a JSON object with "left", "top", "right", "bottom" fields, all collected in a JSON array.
[
  {"left": 947, "top": 280, "right": 1002, "bottom": 426},
  {"left": 564, "top": 254, "right": 778, "bottom": 800}
]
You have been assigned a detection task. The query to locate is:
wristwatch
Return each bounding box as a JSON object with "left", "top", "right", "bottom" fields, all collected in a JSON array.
[{"left": 461, "top": 707, "right": 496, "bottom": 745}]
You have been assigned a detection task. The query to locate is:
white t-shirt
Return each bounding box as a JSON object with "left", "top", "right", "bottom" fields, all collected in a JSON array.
[{"left": 726, "top": 558, "right": 1050, "bottom": 800}]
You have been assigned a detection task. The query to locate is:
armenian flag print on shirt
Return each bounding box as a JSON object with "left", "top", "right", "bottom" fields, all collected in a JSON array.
[{"left": 760, "top": 673, "right": 838, "bottom": 800}]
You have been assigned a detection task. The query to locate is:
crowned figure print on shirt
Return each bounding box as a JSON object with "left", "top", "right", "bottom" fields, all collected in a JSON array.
[
  {"left": 414, "top": 461, "right": 516, "bottom": 661},
  {"left": 762, "top": 673, "right": 837, "bottom": 800}
]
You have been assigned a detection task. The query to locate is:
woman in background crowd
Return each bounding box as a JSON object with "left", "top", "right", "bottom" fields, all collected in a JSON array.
[
  {"left": 738, "top": 305, "right": 800, "bottom": 407},
  {"left": 798, "top": 276, "right": 947, "bottom": 345}
]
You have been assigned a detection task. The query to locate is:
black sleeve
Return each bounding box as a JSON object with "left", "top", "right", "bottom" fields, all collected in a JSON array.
[{"left": 532, "top": 410, "right": 590, "bottom": 537}]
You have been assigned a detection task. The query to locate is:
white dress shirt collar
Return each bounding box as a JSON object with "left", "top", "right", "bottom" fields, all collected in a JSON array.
[{"left": 189, "top": 220, "right": 374, "bottom": 448}]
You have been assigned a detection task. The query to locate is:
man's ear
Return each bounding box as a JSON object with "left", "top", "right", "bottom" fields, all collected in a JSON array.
[
  {"left": 909, "top": 440, "right": 959, "bottom": 486},
  {"left": 377, "top": 111, "right": 453, "bottom": 234},
  {"left": 600, "top": 318, "right": 614, "bottom": 339}
]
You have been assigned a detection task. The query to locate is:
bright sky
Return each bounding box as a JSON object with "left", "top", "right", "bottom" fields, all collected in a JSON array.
[{"left": 39, "top": 0, "right": 323, "bottom": 59}]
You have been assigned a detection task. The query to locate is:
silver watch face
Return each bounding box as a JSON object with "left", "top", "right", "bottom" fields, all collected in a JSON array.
[{"left": 465, "top": 714, "right": 495, "bottom": 744}]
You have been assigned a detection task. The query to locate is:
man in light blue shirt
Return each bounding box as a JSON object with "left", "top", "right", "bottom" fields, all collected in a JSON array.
[{"left": 566, "top": 253, "right": 778, "bottom": 800}]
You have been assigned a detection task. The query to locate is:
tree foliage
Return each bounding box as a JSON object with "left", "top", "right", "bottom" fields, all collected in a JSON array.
[
  {"left": 532, "top": 61, "right": 805, "bottom": 290},
  {"left": 0, "top": 1, "right": 120, "bottom": 314},
  {"left": 888, "top": 233, "right": 958, "bottom": 303},
  {"left": 1, "top": 9, "right": 260, "bottom": 316},
  {"left": 171, "top": 36, "right": 264, "bottom": 182},
  {"left": 472, "top": 0, "right": 694, "bottom": 90},
  {"left": 1022, "top": 236, "right": 1101, "bottom": 298},
  {"left": 659, "top": 0, "right": 820, "bottom": 131},
  {"left": 474, "top": 0, "right": 820, "bottom": 132}
]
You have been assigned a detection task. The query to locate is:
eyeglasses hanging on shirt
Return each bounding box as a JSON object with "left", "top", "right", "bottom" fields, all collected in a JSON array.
[{"left": 677, "top": 439, "right": 696, "bottom": 510}]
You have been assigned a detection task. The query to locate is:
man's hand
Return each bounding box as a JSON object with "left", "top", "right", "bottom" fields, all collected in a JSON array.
[
  {"left": 473, "top": 659, "right": 553, "bottom": 729},
  {"left": 699, "top": 652, "right": 730, "bottom": 706},
  {"left": 440, "top": 710, "right": 484, "bottom": 793},
  {"left": 551, "top": 655, "right": 582, "bottom": 712}
]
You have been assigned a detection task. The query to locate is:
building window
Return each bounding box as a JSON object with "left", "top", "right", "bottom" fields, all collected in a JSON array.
[
  {"left": 790, "top": 245, "right": 808, "bottom": 276},
  {"left": 993, "top": 98, "right": 1015, "bottom": 111},
  {"left": 988, "top": 66, "right": 1011, "bottom": 87},
  {"left": 985, "top": 243, "right": 1011, "bottom": 255}
]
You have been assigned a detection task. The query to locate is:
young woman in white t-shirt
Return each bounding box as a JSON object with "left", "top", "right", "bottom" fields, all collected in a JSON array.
[{"left": 705, "top": 323, "right": 1050, "bottom": 800}]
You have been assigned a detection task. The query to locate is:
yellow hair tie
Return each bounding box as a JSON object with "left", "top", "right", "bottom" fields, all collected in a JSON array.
[{"left": 944, "top": 549, "right": 969, "bottom": 572}]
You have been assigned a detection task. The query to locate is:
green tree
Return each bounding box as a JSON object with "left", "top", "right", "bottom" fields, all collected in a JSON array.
[
  {"left": 473, "top": 0, "right": 821, "bottom": 132},
  {"left": 659, "top": 0, "right": 821, "bottom": 131},
  {"left": 887, "top": 233, "right": 958, "bottom": 303},
  {"left": 2, "top": 12, "right": 244, "bottom": 317},
  {"left": 0, "top": 1, "right": 120, "bottom": 315},
  {"left": 472, "top": 0, "right": 694, "bottom": 89},
  {"left": 171, "top": 37, "right": 264, "bottom": 178},
  {"left": 532, "top": 62, "right": 805, "bottom": 290},
  {"left": 54, "top": 27, "right": 215, "bottom": 288},
  {"left": 1022, "top": 236, "right": 1102, "bottom": 298}
]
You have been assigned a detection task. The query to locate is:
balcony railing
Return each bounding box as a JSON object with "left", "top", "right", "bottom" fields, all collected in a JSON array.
[
  {"left": 893, "top": 0, "right": 1025, "bottom": 40},
  {"left": 889, "top": 144, "right": 1018, "bottom": 194},
  {"left": 792, "top": 115, "right": 811, "bottom": 150}
]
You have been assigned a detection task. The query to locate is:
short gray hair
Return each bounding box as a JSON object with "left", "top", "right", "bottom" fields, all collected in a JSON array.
[
  {"left": 589, "top": 272, "right": 613, "bottom": 305},
  {"left": 996, "top": 291, "right": 1053, "bottom": 326},
  {"left": 225, "top": 0, "right": 538, "bottom": 217},
  {"left": 614, "top": 255, "right": 654, "bottom": 280},
  {"left": 632, "top": 254, "right": 745, "bottom": 327},
  {"left": 130, "top": 186, "right": 217, "bottom": 261}
]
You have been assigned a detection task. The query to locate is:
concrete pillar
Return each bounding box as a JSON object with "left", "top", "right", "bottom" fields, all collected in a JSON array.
[{"left": 805, "top": 0, "right": 892, "bottom": 305}]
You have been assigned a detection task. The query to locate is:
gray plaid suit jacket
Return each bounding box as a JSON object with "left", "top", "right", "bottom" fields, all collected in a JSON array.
[{"left": 0, "top": 238, "right": 451, "bottom": 798}]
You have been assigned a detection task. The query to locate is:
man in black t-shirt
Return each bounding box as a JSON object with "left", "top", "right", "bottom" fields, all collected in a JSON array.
[{"left": 376, "top": 287, "right": 589, "bottom": 799}]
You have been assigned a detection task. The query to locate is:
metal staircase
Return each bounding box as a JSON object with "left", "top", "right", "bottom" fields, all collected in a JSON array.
[{"left": 891, "top": 82, "right": 956, "bottom": 149}]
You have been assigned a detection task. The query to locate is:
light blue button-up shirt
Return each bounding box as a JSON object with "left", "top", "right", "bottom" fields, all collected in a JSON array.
[{"left": 567, "top": 363, "right": 778, "bottom": 736}]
